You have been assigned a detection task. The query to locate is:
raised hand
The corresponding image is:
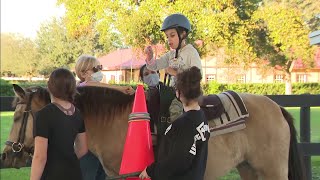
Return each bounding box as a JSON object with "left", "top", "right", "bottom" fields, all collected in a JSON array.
[{"left": 144, "top": 46, "right": 154, "bottom": 62}]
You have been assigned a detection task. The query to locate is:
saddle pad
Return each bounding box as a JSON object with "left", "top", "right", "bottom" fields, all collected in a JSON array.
[{"left": 209, "top": 91, "right": 249, "bottom": 137}]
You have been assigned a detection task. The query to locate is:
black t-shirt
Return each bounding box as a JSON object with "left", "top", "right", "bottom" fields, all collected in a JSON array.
[
  {"left": 33, "top": 103, "right": 85, "bottom": 180},
  {"left": 146, "top": 109, "right": 210, "bottom": 180}
]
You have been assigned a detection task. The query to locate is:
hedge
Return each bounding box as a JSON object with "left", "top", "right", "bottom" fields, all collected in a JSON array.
[
  {"left": 202, "top": 81, "right": 320, "bottom": 95},
  {"left": 1, "top": 79, "right": 319, "bottom": 96},
  {"left": 0, "top": 79, "right": 147, "bottom": 96}
]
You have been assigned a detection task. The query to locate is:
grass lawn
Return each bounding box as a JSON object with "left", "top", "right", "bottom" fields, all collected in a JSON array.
[{"left": 0, "top": 108, "right": 319, "bottom": 180}]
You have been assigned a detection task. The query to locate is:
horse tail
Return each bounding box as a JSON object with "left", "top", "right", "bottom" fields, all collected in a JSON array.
[{"left": 280, "top": 106, "right": 306, "bottom": 180}]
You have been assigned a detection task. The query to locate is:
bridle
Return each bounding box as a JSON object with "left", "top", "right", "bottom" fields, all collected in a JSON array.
[{"left": 5, "top": 92, "right": 35, "bottom": 160}]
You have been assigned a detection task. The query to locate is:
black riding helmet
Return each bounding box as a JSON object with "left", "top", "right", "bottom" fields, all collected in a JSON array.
[{"left": 161, "top": 13, "right": 191, "bottom": 58}]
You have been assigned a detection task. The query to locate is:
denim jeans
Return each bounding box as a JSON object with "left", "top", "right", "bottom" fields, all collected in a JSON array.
[{"left": 80, "top": 151, "right": 107, "bottom": 180}]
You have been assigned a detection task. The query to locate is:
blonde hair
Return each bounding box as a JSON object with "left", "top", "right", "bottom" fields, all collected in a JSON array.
[{"left": 75, "top": 55, "right": 99, "bottom": 81}]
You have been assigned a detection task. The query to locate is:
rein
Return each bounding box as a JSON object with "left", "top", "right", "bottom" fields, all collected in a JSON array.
[{"left": 5, "top": 92, "right": 35, "bottom": 159}]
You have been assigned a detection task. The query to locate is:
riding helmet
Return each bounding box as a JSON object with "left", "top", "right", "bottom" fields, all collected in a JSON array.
[{"left": 161, "top": 13, "right": 191, "bottom": 33}]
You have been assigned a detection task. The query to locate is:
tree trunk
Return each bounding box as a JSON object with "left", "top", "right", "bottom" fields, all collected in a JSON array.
[{"left": 285, "top": 72, "right": 292, "bottom": 95}]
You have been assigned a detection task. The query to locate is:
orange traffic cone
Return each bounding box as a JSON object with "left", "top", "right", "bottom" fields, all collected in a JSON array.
[{"left": 119, "top": 84, "right": 154, "bottom": 179}]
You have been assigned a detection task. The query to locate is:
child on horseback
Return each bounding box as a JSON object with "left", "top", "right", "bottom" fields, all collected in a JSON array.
[
  {"left": 139, "top": 66, "right": 210, "bottom": 180},
  {"left": 31, "top": 68, "right": 88, "bottom": 180},
  {"left": 75, "top": 54, "right": 134, "bottom": 180},
  {"left": 145, "top": 13, "right": 202, "bottom": 86}
]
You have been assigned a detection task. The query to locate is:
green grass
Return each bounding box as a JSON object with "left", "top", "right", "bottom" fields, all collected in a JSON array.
[{"left": 0, "top": 108, "right": 319, "bottom": 180}]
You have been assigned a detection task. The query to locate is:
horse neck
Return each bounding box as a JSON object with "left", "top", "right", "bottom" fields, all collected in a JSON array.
[{"left": 86, "top": 103, "right": 133, "bottom": 175}]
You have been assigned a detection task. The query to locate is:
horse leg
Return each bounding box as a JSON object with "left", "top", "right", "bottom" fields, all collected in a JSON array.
[{"left": 236, "top": 162, "right": 258, "bottom": 180}]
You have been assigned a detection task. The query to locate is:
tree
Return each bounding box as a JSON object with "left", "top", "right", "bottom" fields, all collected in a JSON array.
[
  {"left": 56, "top": 0, "right": 314, "bottom": 93},
  {"left": 265, "top": 0, "right": 320, "bottom": 31},
  {"left": 1, "top": 33, "right": 39, "bottom": 77},
  {"left": 253, "top": 2, "right": 313, "bottom": 94},
  {"left": 293, "top": 0, "right": 320, "bottom": 31},
  {"left": 57, "top": 0, "right": 262, "bottom": 57},
  {"left": 57, "top": 0, "right": 121, "bottom": 52},
  {"left": 36, "top": 18, "right": 105, "bottom": 76}
]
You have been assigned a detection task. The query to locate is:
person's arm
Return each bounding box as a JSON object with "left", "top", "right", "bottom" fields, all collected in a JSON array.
[
  {"left": 145, "top": 46, "right": 171, "bottom": 71},
  {"left": 187, "top": 47, "right": 202, "bottom": 73},
  {"left": 30, "top": 137, "right": 48, "bottom": 180},
  {"left": 31, "top": 110, "right": 49, "bottom": 180},
  {"left": 74, "top": 132, "right": 88, "bottom": 159},
  {"left": 85, "top": 81, "right": 135, "bottom": 95},
  {"left": 169, "top": 98, "right": 183, "bottom": 123},
  {"left": 145, "top": 121, "right": 195, "bottom": 179},
  {"left": 165, "top": 67, "right": 178, "bottom": 76}
]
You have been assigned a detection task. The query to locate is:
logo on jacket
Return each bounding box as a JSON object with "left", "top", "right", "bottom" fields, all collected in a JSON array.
[{"left": 189, "top": 122, "right": 210, "bottom": 155}]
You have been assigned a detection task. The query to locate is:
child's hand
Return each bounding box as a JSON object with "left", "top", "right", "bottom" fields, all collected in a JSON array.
[
  {"left": 122, "top": 86, "right": 135, "bottom": 95},
  {"left": 139, "top": 168, "right": 150, "bottom": 179},
  {"left": 144, "top": 46, "right": 153, "bottom": 62},
  {"left": 165, "top": 67, "right": 178, "bottom": 76}
]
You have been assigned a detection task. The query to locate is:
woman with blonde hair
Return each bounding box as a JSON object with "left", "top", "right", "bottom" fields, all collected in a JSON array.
[{"left": 75, "top": 54, "right": 134, "bottom": 94}]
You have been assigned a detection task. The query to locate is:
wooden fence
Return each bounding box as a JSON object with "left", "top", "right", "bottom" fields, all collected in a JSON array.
[
  {"left": 266, "top": 95, "right": 320, "bottom": 180},
  {"left": 1, "top": 95, "right": 320, "bottom": 179}
]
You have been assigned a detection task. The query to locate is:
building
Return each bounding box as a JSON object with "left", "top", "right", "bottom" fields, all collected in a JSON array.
[
  {"left": 98, "top": 48, "right": 146, "bottom": 83},
  {"left": 202, "top": 50, "right": 320, "bottom": 83},
  {"left": 99, "top": 48, "right": 320, "bottom": 84}
]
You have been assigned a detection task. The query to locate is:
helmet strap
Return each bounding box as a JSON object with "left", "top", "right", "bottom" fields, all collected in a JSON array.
[{"left": 175, "top": 28, "right": 184, "bottom": 58}]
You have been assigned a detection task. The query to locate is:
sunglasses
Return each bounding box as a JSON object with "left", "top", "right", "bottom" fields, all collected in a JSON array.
[{"left": 92, "top": 65, "right": 103, "bottom": 72}]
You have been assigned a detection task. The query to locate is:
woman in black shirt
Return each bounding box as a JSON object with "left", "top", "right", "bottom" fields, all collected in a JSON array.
[
  {"left": 31, "top": 68, "right": 88, "bottom": 180},
  {"left": 139, "top": 66, "right": 210, "bottom": 180}
]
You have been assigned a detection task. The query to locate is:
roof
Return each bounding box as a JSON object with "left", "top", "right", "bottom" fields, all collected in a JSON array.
[
  {"left": 98, "top": 48, "right": 146, "bottom": 70},
  {"left": 292, "top": 48, "right": 320, "bottom": 69},
  {"left": 309, "top": 30, "right": 320, "bottom": 45}
]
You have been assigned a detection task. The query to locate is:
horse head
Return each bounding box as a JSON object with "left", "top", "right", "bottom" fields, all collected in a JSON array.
[{"left": 0, "top": 84, "right": 50, "bottom": 169}]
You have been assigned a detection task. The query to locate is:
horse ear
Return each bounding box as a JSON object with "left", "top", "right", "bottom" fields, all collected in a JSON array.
[{"left": 13, "top": 84, "right": 26, "bottom": 99}]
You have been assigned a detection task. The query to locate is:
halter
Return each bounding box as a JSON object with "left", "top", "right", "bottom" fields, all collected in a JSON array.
[{"left": 5, "top": 92, "right": 35, "bottom": 159}]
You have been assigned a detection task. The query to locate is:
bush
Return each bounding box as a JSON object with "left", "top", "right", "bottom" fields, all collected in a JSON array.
[
  {"left": 0, "top": 79, "right": 14, "bottom": 96},
  {"left": 0, "top": 79, "right": 48, "bottom": 96},
  {"left": 202, "top": 82, "right": 320, "bottom": 95},
  {"left": 0, "top": 79, "right": 147, "bottom": 96},
  {"left": 1, "top": 79, "right": 319, "bottom": 96}
]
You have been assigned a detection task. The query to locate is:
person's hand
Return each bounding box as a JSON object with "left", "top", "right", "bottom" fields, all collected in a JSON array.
[
  {"left": 122, "top": 86, "right": 135, "bottom": 95},
  {"left": 165, "top": 67, "right": 178, "bottom": 76},
  {"left": 144, "top": 46, "right": 153, "bottom": 62},
  {"left": 139, "top": 168, "right": 150, "bottom": 179}
]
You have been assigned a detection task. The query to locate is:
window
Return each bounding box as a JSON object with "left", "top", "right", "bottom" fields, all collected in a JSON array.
[
  {"left": 206, "top": 74, "right": 216, "bottom": 82},
  {"left": 111, "top": 75, "right": 115, "bottom": 81},
  {"left": 119, "top": 75, "right": 124, "bottom": 82},
  {"left": 274, "top": 74, "right": 283, "bottom": 83},
  {"left": 237, "top": 75, "right": 246, "bottom": 83},
  {"left": 296, "top": 74, "right": 307, "bottom": 83}
]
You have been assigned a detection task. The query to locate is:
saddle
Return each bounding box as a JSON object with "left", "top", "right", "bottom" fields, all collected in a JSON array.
[{"left": 199, "top": 95, "right": 225, "bottom": 120}]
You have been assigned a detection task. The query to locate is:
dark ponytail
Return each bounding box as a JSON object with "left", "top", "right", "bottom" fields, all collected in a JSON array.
[{"left": 176, "top": 66, "right": 202, "bottom": 101}]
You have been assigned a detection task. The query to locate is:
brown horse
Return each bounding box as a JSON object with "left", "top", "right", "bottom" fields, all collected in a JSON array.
[{"left": 1, "top": 84, "right": 305, "bottom": 180}]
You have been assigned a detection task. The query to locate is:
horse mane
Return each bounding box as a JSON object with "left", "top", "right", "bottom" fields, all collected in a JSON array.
[
  {"left": 13, "top": 85, "right": 134, "bottom": 126},
  {"left": 74, "top": 86, "right": 135, "bottom": 125}
]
